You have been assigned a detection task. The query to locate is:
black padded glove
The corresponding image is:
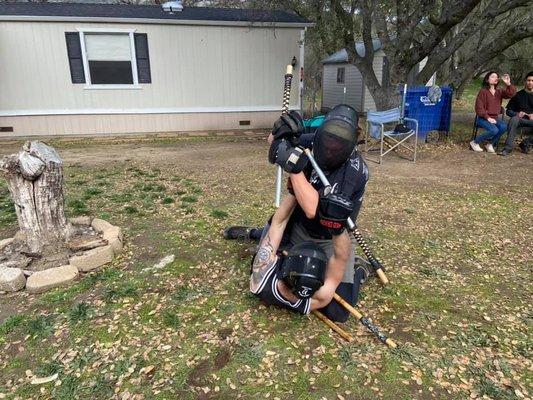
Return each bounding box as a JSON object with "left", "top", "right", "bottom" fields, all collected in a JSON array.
[
  {"left": 272, "top": 111, "right": 304, "bottom": 143},
  {"left": 268, "top": 139, "right": 308, "bottom": 174}
]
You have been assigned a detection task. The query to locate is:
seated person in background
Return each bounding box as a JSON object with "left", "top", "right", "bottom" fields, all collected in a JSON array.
[
  {"left": 470, "top": 71, "right": 516, "bottom": 153},
  {"left": 500, "top": 71, "right": 533, "bottom": 156}
]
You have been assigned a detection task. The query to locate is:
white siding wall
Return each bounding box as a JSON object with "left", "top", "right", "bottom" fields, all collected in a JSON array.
[{"left": 0, "top": 21, "right": 302, "bottom": 136}]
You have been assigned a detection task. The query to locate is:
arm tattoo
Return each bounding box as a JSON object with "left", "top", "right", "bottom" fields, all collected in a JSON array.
[{"left": 251, "top": 234, "right": 276, "bottom": 290}]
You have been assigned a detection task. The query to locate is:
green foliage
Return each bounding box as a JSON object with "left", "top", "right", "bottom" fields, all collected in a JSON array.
[
  {"left": 210, "top": 209, "right": 228, "bottom": 218},
  {"left": 26, "top": 315, "right": 55, "bottom": 339},
  {"left": 67, "top": 198, "right": 88, "bottom": 216},
  {"left": 68, "top": 302, "right": 91, "bottom": 324}
]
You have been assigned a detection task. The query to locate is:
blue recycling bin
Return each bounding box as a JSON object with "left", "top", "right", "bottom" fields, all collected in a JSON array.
[{"left": 401, "top": 86, "right": 453, "bottom": 140}]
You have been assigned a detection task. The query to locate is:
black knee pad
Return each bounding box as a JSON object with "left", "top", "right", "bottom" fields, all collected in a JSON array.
[{"left": 320, "top": 281, "right": 361, "bottom": 323}]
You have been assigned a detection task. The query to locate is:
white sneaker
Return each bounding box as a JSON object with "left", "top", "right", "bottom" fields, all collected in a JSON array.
[
  {"left": 485, "top": 143, "right": 496, "bottom": 154},
  {"left": 470, "top": 141, "right": 483, "bottom": 152}
]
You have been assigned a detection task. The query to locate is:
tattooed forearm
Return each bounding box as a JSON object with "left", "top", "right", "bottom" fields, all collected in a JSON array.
[{"left": 250, "top": 234, "right": 275, "bottom": 291}]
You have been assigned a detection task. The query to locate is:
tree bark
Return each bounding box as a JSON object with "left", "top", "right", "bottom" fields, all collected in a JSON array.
[{"left": 0, "top": 141, "right": 70, "bottom": 255}]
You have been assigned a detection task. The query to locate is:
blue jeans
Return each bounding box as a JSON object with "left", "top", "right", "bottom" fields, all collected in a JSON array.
[{"left": 475, "top": 118, "right": 507, "bottom": 145}]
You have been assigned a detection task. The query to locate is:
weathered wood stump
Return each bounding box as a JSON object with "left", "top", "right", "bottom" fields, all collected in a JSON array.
[
  {"left": 0, "top": 141, "right": 70, "bottom": 260},
  {"left": 0, "top": 141, "right": 124, "bottom": 293}
]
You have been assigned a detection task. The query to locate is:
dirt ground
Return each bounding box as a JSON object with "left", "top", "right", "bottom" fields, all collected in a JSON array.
[{"left": 1, "top": 135, "right": 530, "bottom": 190}]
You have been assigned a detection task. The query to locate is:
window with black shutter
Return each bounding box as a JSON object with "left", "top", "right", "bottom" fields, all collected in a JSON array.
[
  {"left": 134, "top": 33, "right": 151, "bottom": 84},
  {"left": 65, "top": 30, "right": 151, "bottom": 87},
  {"left": 65, "top": 32, "right": 85, "bottom": 84},
  {"left": 337, "top": 67, "right": 345, "bottom": 84}
]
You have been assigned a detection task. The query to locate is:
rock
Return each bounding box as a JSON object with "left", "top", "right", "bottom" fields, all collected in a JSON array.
[
  {"left": 69, "top": 216, "right": 92, "bottom": 226},
  {"left": 0, "top": 257, "right": 31, "bottom": 270},
  {"left": 141, "top": 255, "right": 174, "bottom": 273},
  {"left": 0, "top": 238, "right": 14, "bottom": 251},
  {"left": 32, "top": 252, "right": 69, "bottom": 272},
  {"left": 91, "top": 218, "right": 113, "bottom": 233},
  {"left": 26, "top": 265, "right": 78, "bottom": 294},
  {"left": 105, "top": 236, "right": 123, "bottom": 255},
  {"left": 68, "top": 237, "right": 108, "bottom": 252},
  {"left": 103, "top": 226, "right": 123, "bottom": 242},
  {"left": 13, "top": 230, "right": 26, "bottom": 243},
  {"left": 0, "top": 267, "right": 26, "bottom": 292},
  {"left": 102, "top": 226, "right": 123, "bottom": 254},
  {"left": 69, "top": 245, "right": 114, "bottom": 272}
]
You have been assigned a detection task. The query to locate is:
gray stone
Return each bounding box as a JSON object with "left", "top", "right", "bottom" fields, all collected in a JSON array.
[
  {"left": 102, "top": 226, "right": 123, "bottom": 254},
  {"left": 0, "top": 257, "right": 31, "bottom": 270},
  {"left": 91, "top": 218, "right": 113, "bottom": 233},
  {"left": 0, "top": 238, "right": 14, "bottom": 251},
  {"left": 69, "top": 216, "right": 92, "bottom": 226},
  {"left": 13, "top": 230, "right": 26, "bottom": 243},
  {"left": 105, "top": 236, "right": 123, "bottom": 255},
  {"left": 0, "top": 267, "right": 26, "bottom": 292},
  {"left": 26, "top": 265, "right": 78, "bottom": 294},
  {"left": 69, "top": 245, "right": 114, "bottom": 272},
  {"left": 103, "top": 226, "right": 123, "bottom": 242}
]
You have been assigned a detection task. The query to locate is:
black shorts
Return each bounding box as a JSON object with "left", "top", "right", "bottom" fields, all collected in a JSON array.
[{"left": 251, "top": 264, "right": 311, "bottom": 316}]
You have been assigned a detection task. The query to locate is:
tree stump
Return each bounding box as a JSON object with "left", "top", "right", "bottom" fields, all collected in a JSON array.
[{"left": 0, "top": 141, "right": 70, "bottom": 257}]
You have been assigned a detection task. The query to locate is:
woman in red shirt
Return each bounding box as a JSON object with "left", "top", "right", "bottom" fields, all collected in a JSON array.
[{"left": 470, "top": 71, "right": 516, "bottom": 153}]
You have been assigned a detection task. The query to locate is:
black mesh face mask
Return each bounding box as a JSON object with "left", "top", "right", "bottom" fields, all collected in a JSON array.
[{"left": 314, "top": 117, "right": 357, "bottom": 171}]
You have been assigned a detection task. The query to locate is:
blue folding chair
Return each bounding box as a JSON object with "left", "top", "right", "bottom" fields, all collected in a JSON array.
[{"left": 364, "top": 107, "right": 418, "bottom": 164}]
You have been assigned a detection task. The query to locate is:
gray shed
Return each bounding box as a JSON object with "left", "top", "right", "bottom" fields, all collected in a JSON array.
[{"left": 322, "top": 39, "right": 435, "bottom": 112}]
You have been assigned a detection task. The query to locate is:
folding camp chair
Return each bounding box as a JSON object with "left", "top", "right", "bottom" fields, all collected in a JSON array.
[{"left": 364, "top": 107, "right": 418, "bottom": 164}]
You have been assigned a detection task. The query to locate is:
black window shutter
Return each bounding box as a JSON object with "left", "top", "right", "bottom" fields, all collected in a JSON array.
[
  {"left": 65, "top": 32, "right": 85, "bottom": 84},
  {"left": 134, "top": 33, "right": 151, "bottom": 84}
]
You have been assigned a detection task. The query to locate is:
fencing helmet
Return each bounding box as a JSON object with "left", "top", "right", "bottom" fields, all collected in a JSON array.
[
  {"left": 281, "top": 241, "right": 327, "bottom": 299},
  {"left": 314, "top": 104, "right": 359, "bottom": 171}
]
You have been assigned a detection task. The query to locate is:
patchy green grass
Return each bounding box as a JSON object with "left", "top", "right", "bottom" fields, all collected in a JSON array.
[
  {"left": 0, "top": 182, "right": 16, "bottom": 230},
  {"left": 0, "top": 136, "right": 530, "bottom": 400}
]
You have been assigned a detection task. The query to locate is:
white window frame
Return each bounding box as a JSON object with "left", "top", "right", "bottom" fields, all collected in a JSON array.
[{"left": 77, "top": 27, "right": 141, "bottom": 90}]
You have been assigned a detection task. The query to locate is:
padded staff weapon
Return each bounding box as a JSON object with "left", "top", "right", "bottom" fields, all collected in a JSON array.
[
  {"left": 312, "top": 310, "right": 354, "bottom": 342},
  {"left": 303, "top": 148, "right": 390, "bottom": 285},
  {"left": 274, "top": 64, "right": 294, "bottom": 207},
  {"left": 333, "top": 294, "right": 397, "bottom": 347}
]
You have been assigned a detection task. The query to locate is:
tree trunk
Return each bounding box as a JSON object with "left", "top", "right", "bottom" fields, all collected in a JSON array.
[
  {"left": 0, "top": 141, "right": 70, "bottom": 255},
  {"left": 367, "top": 84, "right": 401, "bottom": 110}
]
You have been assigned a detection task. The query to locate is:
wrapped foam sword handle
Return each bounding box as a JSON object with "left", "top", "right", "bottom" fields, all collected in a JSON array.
[
  {"left": 274, "top": 65, "right": 294, "bottom": 207},
  {"left": 303, "top": 148, "right": 389, "bottom": 285}
]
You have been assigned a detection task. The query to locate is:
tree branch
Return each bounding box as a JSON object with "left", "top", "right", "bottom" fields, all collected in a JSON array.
[
  {"left": 447, "top": 22, "right": 533, "bottom": 88},
  {"left": 418, "top": 0, "right": 531, "bottom": 83}
]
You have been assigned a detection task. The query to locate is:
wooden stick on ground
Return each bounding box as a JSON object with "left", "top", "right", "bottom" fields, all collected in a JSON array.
[
  {"left": 312, "top": 310, "right": 354, "bottom": 342},
  {"left": 332, "top": 293, "right": 397, "bottom": 348}
]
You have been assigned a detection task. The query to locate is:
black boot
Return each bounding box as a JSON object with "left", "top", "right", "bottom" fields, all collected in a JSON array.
[
  {"left": 223, "top": 226, "right": 253, "bottom": 240},
  {"left": 519, "top": 140, "right": 530, "bottom": 154},
  {"left": 499, "top": 148, "right": 511, "bottom": 156}
]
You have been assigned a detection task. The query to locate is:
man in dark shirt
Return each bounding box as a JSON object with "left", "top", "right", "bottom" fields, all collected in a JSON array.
[{"left": 501, "top": 71, "right": 533, "bottom": 156}]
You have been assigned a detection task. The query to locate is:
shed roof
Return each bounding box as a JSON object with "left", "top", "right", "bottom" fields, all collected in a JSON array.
[
  {"left": 323, "top": 39, "right": 382, "bottom": 64},
  {"left": 0, "top": 2, "right": 312, "bottom": 27}
]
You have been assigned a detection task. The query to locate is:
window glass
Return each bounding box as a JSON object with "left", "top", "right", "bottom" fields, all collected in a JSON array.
[
  {"left": 337, "top": 67, "right": 345, "bottom": 84},
  {"left": 85, "top": 33, "right": 133, "bottom": 85}
]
